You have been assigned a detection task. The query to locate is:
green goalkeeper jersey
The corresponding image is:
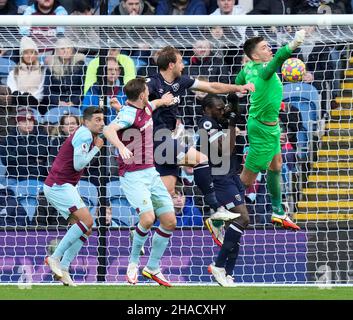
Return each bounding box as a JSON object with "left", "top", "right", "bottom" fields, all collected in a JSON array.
[{"left": 235, "top": 45, "right": 293, "bottom": 123}]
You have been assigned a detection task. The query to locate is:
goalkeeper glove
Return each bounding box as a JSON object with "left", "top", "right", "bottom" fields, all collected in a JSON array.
[{"left": 288, "top": 29, "right": 306, "bottom": 51}]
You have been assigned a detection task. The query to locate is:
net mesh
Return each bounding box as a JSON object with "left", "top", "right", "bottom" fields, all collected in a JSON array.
[{"left": 0, "top": 23, "right": 351, "bottom": 285}]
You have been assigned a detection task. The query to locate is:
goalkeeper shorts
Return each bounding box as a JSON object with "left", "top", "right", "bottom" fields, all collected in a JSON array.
[
  {"left": 43, "top": 183, "right": 86, "bottom": 220},
  {"left": 245, "top": 117, "right": 281, "bottom": 173}
]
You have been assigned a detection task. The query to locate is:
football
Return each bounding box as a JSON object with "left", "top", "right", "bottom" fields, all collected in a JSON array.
[{"left": 281, "top": 58, "right": 306, "bottom": 82}]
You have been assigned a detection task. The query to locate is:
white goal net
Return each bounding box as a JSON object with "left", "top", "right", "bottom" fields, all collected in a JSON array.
[{"left": 0, "top": 15, "right": 352, "bottom": 285}]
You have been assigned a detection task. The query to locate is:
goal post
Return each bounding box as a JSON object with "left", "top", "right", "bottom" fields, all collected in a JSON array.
[{"left": 0, "top": 15, "right": 352, "bottom": 285}]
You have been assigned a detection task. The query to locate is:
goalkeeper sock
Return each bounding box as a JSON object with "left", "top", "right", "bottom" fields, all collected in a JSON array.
[
  {"left": 194, "top": 162, "right": 220, "bottom": 211},
  {"left": 60, "top": 234, "right": 88, "bottom": 271},
  {"left": 146, "top": 226, "right": 172, "bottom": 271},
  {"left": 215, "top": 224, "right": 243, "bottom": 272},
  {"left": 52, "top": 221, "right": 89, "bottom": 259},
  {"left": 267, "top": 170, "right": 285, "bottom": 216},
  {"left": 129, "top": 223, "right": 150, "bottom": 265}
]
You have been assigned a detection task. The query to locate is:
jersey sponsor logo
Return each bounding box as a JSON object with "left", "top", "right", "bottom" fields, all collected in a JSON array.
[
  {"left": 203, "top": 121, "right": 213, "bottom": 130},
  {"left": 172, "top": 83, "right": 180, "bottom": 92}
]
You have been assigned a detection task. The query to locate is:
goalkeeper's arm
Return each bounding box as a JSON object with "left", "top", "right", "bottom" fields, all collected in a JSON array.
[{"left": 261, "top": 29, "right": 306, "bottom": 80}]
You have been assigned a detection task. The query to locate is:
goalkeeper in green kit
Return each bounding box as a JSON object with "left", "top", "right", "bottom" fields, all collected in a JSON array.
[{"left": 235, "top": 29, "right": 306, "bottom": 231}]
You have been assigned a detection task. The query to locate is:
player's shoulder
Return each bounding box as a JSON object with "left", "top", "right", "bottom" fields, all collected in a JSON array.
[
  {"left": 112, "top": 105, "right": 138, "bottom": 126},
  {"left": 72, "top": 126, "right": 93, "bottom": 144},
  {"left": 145, "top": 73, "right": 160, "bottom": 85},
  {"left": 198, "top": 115, "right": 219, "bottom": 130},
  {"left": 119, "top": 105, "right": 138, "bottom": 118}
]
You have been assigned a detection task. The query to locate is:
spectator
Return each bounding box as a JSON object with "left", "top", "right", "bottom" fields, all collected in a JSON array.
[
  {"left": 279, "top": 102, "right": 304, "bottom": 151},
  {"left": 294, "top": 0, "right": 347, "bottom": 14},
  {"left": 204, "top": 0, "right": 219, "bottom": 14},
  {"left": 248, "top": 0, "right": 295, "bottom": 14},
  {"left": 48, "top": 114, "right": 80, "bottom": 164},
  {"left": 82, "top": 57, "right": 126, "bottom": 124},
  {"left": 210, "top": 0, "right": 248, "bottom": 40},
  {"left": 0, "top": 183, "right": 27, "bottom": 226},
  {"left": 207, "top": 26, "right": 242, "bottom": 77},
  {"left": 0, "top": 107, "right": 49, "bottom": 181},
  {"left": 0, "top": 0, "right": 19, "bottom": 14},
  {"left": 187, "top": 39, "right": 231, "bottom": 84},
  {"left": 7, "top": 36, "right": 45, "bottom": 110},
  {"left": 156, "top": 0, "right": 207, "bottom": 15},
  {"left": 111, "top": 0, "right": 154, "bottom": 15},
  {"left": 20, "top": 0, "right": 68, "bottom": 45},
  {"left": 0, "top": 86, "right": 16, "bottom": 138},
  {"left": 43, "top": 37, "right": 86, "bottom": 108},
  {"left": 84, "top": 47, "right": 136, "bottom": 95},
  {"left": 135, "top": 44, "right": 160, "bottom": 77}
]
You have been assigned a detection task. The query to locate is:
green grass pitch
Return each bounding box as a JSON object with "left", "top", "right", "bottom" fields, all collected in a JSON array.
[{"left": 0, "top": 285, "right": 353, "bottom": 300}]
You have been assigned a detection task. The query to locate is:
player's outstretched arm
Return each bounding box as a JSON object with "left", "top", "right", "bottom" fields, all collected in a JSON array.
[
  {"left": 288, "top": 29, "right": 306, "bottom": 51},
  {"left": 103, "top": 122, "right": 133, "bottom": 160},
  {"left": 261, "top": 29, "right": 306, "bottom": 80},
  {"left": 194, "top": 80, "right": 255, "bottom": 95}
]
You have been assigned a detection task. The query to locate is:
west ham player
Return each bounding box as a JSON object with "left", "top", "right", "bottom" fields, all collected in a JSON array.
[
  {"left": 197, "top": 94, "right": 250, "bottom": 287},
  {"left": 104, "top": 78, "right": 175, "bottom": 287},
  {"left": 44, "top": 107, "right": 105, "bottom": 286},
  {"left": 147, "top": 46, "right": 254, "bottom": 224}
]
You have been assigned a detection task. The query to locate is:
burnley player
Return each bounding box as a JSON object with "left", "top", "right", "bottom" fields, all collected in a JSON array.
[
  {"left": 198, "top": 94, "right": 249, "bottom": 287},
  {"left": 104, "top": 78, "right": 175, "bottom": 287},
  {"left": 44, "top": 107, "right": 105, "bottom": 286},
  {"left": 147, "top": 46, "right": 254, "bottom": 224}
]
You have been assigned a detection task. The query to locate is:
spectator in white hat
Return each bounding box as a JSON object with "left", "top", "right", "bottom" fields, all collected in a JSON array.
[{"left": 7, "top": 36, "right": 46, "bottom": 107}]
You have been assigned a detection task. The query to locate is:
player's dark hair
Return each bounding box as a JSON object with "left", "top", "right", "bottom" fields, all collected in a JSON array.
[
  {"left": 243, "top": 36, "right": 264, "bottom": 60},
  {"left": 123, "top": 78, "right": 146, "bottom": 101},
  {"left": 201, "top": 94, "right": 224, "bottom": 111},
  {"left": 83, "top": 107, "right": 104, "bottom": 120},
  {"left": 157, "top": 46, "right": 182, "bottom": 71}
]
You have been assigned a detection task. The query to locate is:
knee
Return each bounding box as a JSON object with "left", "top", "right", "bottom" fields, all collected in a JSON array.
[
  {"left": 270, "top": 158, "right": 282, "bottom": 171},
  {"left": 139, "top": 213, "right": 155, "bottom": 230},
  {"left": 161, "top": 216, "right": 177, "bottom": 231},
  {"left": 238, "top": 213, "right": 250, "bottom": 229},
  {"left": 82, "top": 216, "right": 94, "bottom": 230},
  {"left": 232, "top": 208, "right": 250, "bottom": 229},
  {"left": 198, "top": 152, "right": 208, "bottom": 164}
]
